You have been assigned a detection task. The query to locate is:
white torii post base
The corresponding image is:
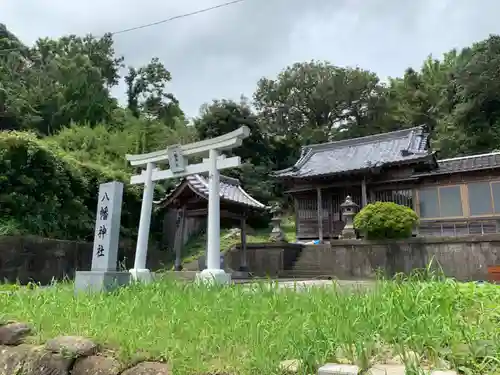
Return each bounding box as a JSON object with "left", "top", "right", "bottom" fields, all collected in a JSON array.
[
  {"left": 129, "top": 161, "right": 155, "bottom": 283},
  {"left": 195, "top": 148, "right": 231, "bottom": 285},
  {"left": 195, "top": 268, "right": 231, "bottom": 285}
]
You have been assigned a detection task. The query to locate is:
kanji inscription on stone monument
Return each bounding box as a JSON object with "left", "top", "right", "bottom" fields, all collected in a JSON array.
[
  {"left": 91, "top": 181, "right": 124, "bottom": 271},
  {"left": 75, "top": 180, "right": 129, "bottom": 293}
]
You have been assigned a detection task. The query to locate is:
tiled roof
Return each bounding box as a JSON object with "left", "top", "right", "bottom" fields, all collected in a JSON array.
[
  {"left": 414, "top": 151, "right": 500, "bottom": 177},
  {"left": 158, "top": 174, "right": 266, "bottom": 209},
  {"left": 275, "top": 126, "right": 433, "bottom": 178}
]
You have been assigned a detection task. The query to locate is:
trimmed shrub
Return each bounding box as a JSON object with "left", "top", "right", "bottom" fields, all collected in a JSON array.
[
  {"left": 0, "top": 131, "right": 148, "bottom": 240},
  {"left": 353, "top": 201, "right": 419, "bottom": 240}
]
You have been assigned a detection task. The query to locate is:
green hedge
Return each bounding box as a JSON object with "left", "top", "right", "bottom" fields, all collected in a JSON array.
[
  {"left": 0, "top": 131, "right": 153, "bottom": 240},
  {"left": 353, "top": 201, "right": 419, "bottom": 240}
]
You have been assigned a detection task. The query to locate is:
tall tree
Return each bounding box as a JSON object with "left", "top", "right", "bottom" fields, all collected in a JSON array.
[
  {"left": 386, "top": 52, "right": 465, "bottom": 157},
  {"left": 1, "top": 30, "right": 123, "bottom": 134},
  {"left": 194, "top": 98, "right": 275, "bottom": 203},
  {"left": 125, "top": 57, "right": 183, "bottom": 123},
  {"left": 442, "top": 35, "right": 500, "bottom": 156},
  {"left": 253, "top": 60, "right": 388, "bottom": 145},
  {"left": 194, "top": 98, "right": 268, "bottom": 165}
]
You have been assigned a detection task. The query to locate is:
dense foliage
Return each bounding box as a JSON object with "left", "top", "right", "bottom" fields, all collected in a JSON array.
[
  {"left": 0, "top": 131, "right": 147, "bottom": 239},
  {"left": 2, "top": 23, "right": 500, "bottom": 239},
  {"left": 354, "top": 202, "right": 419, "bottom": 240}
]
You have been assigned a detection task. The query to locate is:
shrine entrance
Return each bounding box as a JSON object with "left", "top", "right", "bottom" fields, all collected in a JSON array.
[{"left": 125, "top": 126, "right": 251, "bottom": 284}]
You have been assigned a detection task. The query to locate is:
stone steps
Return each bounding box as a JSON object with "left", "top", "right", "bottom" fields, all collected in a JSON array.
[{"left": 279, "top": 270, "right": 333, "bottom": 278}]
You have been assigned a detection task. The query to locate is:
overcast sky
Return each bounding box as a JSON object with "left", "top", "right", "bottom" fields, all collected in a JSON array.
[{"left": 3, "top": 0, "right": 500, "bottom": 118}]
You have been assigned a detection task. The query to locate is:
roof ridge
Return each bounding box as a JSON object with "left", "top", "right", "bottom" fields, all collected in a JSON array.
[
  {"left": 438, "top": 151, "right": 500, "bottom": 162},
  {"left": 158, "top": 174, "right": 265, "bottom": 209},
  {"left": 236, "top": 186, "right": 267, "bottom": 209},
  {"left": 304, "top": 125, "right": 425, "bottom": 150},
  {"left": 286, "top": 126, "right": 426, "bottom": 173}
]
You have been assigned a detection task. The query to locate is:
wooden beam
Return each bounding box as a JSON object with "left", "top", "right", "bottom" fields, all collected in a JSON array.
[
  {"left": 285, "top": 176, "right": 421, "bottom": 194},
  {"left": 186, "top": 208, "right": 243, "bottom": 220},
  {"left": 361, "top": 178, "right": 368, "bottom": 207},
  {"left": 286, "top": 180, "right": 361, "bottom": 193},
  {"left": 173, "top": 207, "right": 186, "bottom": 271},
  {"left": 369, "top": 183, "right": 418, "bottom": 192},
  {"left": 317, "top": 187, "right": 323, "bottom": 242},
  {"left": 240, "top": 218, "right": 248, "bottom": 271},
  {"left": 294, "top": 196, "right": 299, "bottom": 240},
  {"left": 369, "top": 190, "right": 375, "bottom": 203}
]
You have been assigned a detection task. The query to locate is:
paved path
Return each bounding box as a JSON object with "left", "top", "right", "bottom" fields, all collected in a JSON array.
[{"left": 242, "top": 279, "right": 376, "bottom": 292}]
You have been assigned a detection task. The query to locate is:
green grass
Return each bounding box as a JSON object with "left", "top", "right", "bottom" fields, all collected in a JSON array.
[{"left": 1, "top": 278, "right": 499, "bottom": 375}]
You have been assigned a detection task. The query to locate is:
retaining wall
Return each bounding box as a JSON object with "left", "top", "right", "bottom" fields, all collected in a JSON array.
[
  {"left": 228, "top": 235, "right": 500, "bottom": 281},
  {"left": 0, "top": 235, "right": 166, "bottom": 285}
]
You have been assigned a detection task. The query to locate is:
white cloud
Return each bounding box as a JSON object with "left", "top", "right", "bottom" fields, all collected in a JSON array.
[{"left": 3, "top": 0, "right": 500, "bottom": 117}]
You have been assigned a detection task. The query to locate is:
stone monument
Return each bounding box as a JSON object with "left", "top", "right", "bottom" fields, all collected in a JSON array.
[
  {"left": 74, "top": 181, "right": 131, "bottom": 293},
  {"left": 126, "top": 126, "right": 250, "bottom": 284},
  {"left": 340, "top": 195, "right": 359, "bottom": 239}
]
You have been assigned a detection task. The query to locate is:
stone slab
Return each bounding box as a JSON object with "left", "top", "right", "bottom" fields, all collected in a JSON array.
[
  {"left": 195, "top": 269, "right": 232, "bottom": 285},
  {"left": 74, "top": 271, "right": 130, "bottom": 293},
  {"left": 430, "top": 371, "right": 458, "bottom": 375},
  {"left": 129, "top": 269, "right": 156, "bottom": 283},
  {"left": 318, "top": 363, "right": 360, "bottom": 375},
  {"left": 367, "top": 364, "right": 406, "bottom": 375},
  {"left": 280, "top": 359, "right": 303, "bottom": 373}
]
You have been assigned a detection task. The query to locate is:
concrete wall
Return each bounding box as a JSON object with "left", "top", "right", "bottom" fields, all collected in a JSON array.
[
  {"left": 225, "top": 243, "right": 304, "bottom": 276},
  {"left": 3, "top": 235, "right": 499, "bottom": 284},
  {"left": 0, "top": 236, "right": 166, "bottom": 285},
  {"left": 231, "top": 235, "right": 500, "bottom": 281}
]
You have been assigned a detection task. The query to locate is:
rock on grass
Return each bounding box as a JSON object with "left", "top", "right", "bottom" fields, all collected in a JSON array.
[
  {"left": 72, "top": 355, "right": 122, "bottom": 375},
  {"left": 22, "top": 346, "right": 74, "bottom": 375},
  {"left": 45, "top": 336, "right": 98, "bottom": 358},
  {"left": 0, "top": 322, "right": 32, "bottom": 345}
]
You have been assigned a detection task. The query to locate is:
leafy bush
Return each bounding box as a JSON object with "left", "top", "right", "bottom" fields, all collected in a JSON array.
[
  {"left": 353, "top": 201, "right": 418, "bottom": 240},
  {"left": 48, "top": 114, "right": 198, "bottom": 172},
  {"left": 0, "top": 131, "right": 149, "bottom": 240}
]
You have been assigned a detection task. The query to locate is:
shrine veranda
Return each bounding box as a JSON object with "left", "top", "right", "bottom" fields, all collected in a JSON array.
[{"left": 1, "top": 277, "right": 499, "bottom": 375}]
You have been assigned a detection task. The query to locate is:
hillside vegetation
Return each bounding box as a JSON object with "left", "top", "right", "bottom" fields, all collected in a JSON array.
[{"left": 177, "top": 217, "right": 297, "bottom": 268}]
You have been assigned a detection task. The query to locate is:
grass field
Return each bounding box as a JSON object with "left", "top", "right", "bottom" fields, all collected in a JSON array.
[{"left": 1, "top": 277, "right": 499, "bottom": 375}]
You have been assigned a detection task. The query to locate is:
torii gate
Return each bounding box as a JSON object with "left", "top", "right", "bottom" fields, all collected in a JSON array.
[{"left": 126, "top": 126, "right": 250, "bottom": 284}]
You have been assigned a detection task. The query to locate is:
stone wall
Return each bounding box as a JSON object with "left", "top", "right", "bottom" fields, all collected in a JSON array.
[
  {"left": 0, "top": 235, "right": 166, "bottom": 285},
  {"left": 225, "top": 243, "right": 303, "bottom": 276},
  {"left": 231, "top": 235, "right": 500, "bottom": 281},
  {"left": 0, "top": 321, "right": 168, "bottom": 374}
]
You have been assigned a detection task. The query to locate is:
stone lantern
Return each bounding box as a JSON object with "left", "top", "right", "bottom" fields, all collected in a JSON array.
[
  {"left": 269, "top": 204, "right": 286, "bottom": 242},
  {"left": 340, "top": 195, "right": 359, "bottom": 239}
]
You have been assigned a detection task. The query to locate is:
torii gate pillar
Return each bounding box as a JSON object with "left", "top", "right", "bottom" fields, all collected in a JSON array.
[{"left": 126, "top": 126, "right": 250, "bottom": 284}]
